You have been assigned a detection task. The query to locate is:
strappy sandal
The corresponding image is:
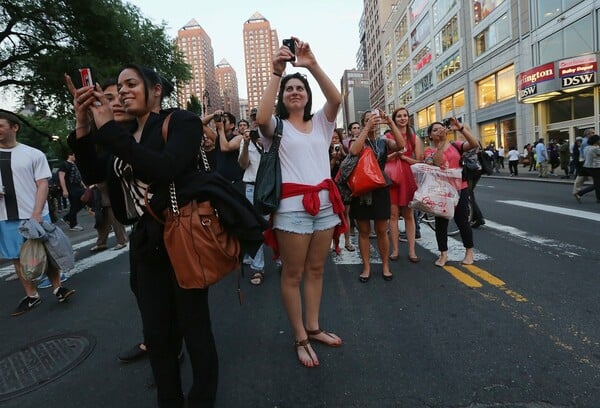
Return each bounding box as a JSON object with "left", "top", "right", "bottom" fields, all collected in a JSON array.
[
  {"left": 294, "top": 338, "right": 318, "bottom": 368},
  {"left": 306, "top": 328, "right": 342, "bottom": 347},
  {"left": 344, "top": 243, "right": 355, "bottom": 252}
]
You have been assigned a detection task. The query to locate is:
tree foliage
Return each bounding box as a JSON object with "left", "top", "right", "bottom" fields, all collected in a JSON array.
[
  {"left": 0, "top": 0, "right": 190, "bottom": 117},
  {"left": 186, "top": 95, "right": 202, "bottom": 116}
]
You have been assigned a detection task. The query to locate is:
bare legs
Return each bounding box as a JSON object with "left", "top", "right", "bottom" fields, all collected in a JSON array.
[
  {"left": 356, "top": 219, "right": 391, "bottom": 279},
  {"left": 389, "top": 205, "right": 400, "bottom": 258},
  {"left": 276, "top": 227, "right": 340, "bottom": 368}
]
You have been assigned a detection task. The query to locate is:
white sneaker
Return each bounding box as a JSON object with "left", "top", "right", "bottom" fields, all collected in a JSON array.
[{"left": 70, "top": 225, "right": 84, "bottom": 231}]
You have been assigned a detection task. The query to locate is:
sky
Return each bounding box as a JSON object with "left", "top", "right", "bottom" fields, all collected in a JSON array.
[{"left": 126, "top": 0, "right": 364, "bottom": 111}]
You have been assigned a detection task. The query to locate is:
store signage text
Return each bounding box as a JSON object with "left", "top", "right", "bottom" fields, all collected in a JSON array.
[{"left": 562, "top": 73, "right": 595, "bottom": 87}]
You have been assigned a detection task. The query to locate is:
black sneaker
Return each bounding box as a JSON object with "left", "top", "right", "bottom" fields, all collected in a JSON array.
[
  {"left": 11, "top": 296, "right": 41, "bottom": 316},
  {"left": 118, "top": 343, "right": 148, "bottom": 363},
  {"left": 55, "top": 286, "right": 76, "bottom": 302}
]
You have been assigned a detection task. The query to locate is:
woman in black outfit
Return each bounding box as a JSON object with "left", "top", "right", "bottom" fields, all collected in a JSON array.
[{"left": 67, "top": 65, "right": 217, "bottom": 408}]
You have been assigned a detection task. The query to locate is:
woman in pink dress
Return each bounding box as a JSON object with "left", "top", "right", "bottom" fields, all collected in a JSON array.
[{"left": 386, "top": 107, "right": 423, "bottom": 263}]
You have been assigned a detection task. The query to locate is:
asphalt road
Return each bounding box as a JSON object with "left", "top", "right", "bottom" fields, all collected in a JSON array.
[{"left": 1, "top": 170, "right": 598, "bottom": 408}]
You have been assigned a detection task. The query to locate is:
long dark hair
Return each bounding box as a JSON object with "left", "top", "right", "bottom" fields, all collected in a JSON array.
[{"left": 275, "top": 72, "right": 313, "bottom": 121}]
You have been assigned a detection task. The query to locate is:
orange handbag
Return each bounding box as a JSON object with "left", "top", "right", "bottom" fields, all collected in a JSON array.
[{"left": 347, "top": 148, "right": 387, "bottom": 196}]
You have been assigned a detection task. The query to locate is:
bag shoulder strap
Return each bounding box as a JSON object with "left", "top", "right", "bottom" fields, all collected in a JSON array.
[
  {"left": 269, "top": 116, "right": 283, "bottom": 153},
  {"left": 450, "top": 141, "right": 462, "bottom": 154}
]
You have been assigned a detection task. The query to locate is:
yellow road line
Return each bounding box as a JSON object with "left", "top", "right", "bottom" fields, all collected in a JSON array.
[
  {"left": 443, "top": 266, "right": 482, "bottom": 288},
  {"left": 462, "top": 264, "right": 505, "bottom": 286}
]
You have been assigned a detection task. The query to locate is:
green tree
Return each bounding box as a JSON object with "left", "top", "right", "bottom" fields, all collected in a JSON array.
[
  {"left": 186, "top": 95, "right": 202, "bottom": 116},
  {"left": 1, "top": 0, "right": 190, "bottom": 117}
]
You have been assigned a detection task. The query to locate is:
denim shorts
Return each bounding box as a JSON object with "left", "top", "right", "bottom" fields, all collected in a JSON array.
[
  {"left": 0, "top": 214, "right": 51, "bottom": 259},
  {"left": 273, "top": 207, "right": 339, "bottom": 235}
]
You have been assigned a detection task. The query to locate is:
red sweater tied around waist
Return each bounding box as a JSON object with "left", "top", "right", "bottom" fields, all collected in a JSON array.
[{"left": 263, "top": 179, "right": 348, "bottom": 258}]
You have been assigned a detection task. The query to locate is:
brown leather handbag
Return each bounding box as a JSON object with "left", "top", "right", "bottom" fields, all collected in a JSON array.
[{"left": 146, "top": 113, "right": 240, "bottom": 289}]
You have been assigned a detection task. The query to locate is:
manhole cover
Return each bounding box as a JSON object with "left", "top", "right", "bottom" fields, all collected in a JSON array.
[{"left": 0, "top": 333, "right": 95, "bottom": 402}]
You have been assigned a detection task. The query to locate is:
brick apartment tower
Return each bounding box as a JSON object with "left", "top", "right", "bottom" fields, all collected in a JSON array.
[
  {"left": 215, "top": 59, "right": 241, "bottom": 121},
  {"left": 242, "top": 12, "right": 279, "bottom": 116},
  {"left": 176, "top": 19, "right": 222, "bottom": 114}
]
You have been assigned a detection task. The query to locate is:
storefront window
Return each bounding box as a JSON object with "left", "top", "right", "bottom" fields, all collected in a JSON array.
[
  {"left": 416, "top": 108, "right": 429, "bottom": 130},
  {"left": 477, "top": 66, "right": 514, "bottom": 108},
  {"left": 397, "top": 41, "right": 409, "bottom": 65},
  {"left": 433, "top": 0, "right": 457, "bottom": 25},
  {"left": 548, "top": 91, "right": 594, "bottom": 123},
  {"left": 477, "top": 75, "right": 495, "bottom": 108},
  {"left": 411, "top": 12, "right": 431, "bottom": 51},
  {"left": 414, "top": 71, "right": 434, "bottom": 96},
  {"left": 410, "top": 0, "right": 428, "bottom": 24},
  {"left": 398, "top": 89, "right": 413, "bottom": 106},
  {"left": 397, "top": 64, "right": 411, "bottom": 88},
  {"left": 474, "top": 14, "right": 509, "bottom": 57},
  {"left": 395, "top": 14, "right": 408, "bottom": 41},
  {"left": 480, "top": 121, "right": 498, "bottom": 147},
  {"left": 473, "top": 0, "right": 505, "bottom": 25},
  {"left": 500, "top": 117, "right": 516, "bottom": 149},
  {"left": 436, "top": 52, "right": 461, "bottom": 83},
  {"left": 496, "top": 65, "right": 515, "bottom": 101},
  {"left": 413, "top": 43, "right": 433, "bottom": 74},
  {"left": 440, "top": 90, "right": 465, "bottom": 118},
  {"left": 535, "top": 0, "right": 583, "bottom": 27},
  {"left": 538, "top": 14, "right": 592, "bottom": 65},
  {"left": 435, "top": 15, "right": 459, "bottom": 56}
]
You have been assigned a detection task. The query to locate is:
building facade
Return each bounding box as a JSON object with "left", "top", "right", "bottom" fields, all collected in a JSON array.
[
  {"left": 341, "top": 70, "right": 371, "bottom": 127},
  {"left": 372, "top": 0, "right": 598, "bottom": 150},
  {"left": 176, "top": 19, "right": 222, "bottom": 115},
  {"left": 243, "top": 12, "right": 279, "bottom": 115},
  {"left": 215, "top": 59, "right": 241, "bottom": 120}
]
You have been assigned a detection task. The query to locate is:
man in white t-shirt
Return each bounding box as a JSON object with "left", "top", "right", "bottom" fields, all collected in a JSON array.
[{"left": 0, "top": 112, "right": 75, "bottom": 316}]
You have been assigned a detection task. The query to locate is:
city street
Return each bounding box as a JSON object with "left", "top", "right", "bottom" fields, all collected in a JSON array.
[{"left": 1, "top": 171, "right": 599, "bottom": 407}]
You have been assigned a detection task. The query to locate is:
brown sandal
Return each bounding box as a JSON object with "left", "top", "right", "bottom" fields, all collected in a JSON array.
[
  {"left": 306, "top": 328, "right": 342, "bottom": 347},
  {"left": 294, "top": 338, "right": 318, "bottom": 367}
]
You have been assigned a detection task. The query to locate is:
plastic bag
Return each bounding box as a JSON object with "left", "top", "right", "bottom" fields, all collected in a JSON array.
[
  {"left": 409, "top": 163, "right": 463, "bottom": 219},
  {"left": 19, "top": 239, "right": 47, "bottom": 281},
  {"left": 347, "top": 148, "right": 387, "bottom": 197}
]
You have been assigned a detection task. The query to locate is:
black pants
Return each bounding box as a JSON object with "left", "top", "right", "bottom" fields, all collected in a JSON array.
[
  {"left": 508, "top": 160, "right": 519, "bottom": 176},
  {"left": 578, "top": 168, "right": 600, "bottom": 200},
  {"left": 130, "top": 216, "right": 218, "bottom": 408},
  {"left": 435, "top": 188, "right": 473, "bottom": 252},
  {"left": 63, "top": 190, "right": 84, "bottom": 228},
  {"left": 467, "top": 178, "right": 484, "bottom": 224}
]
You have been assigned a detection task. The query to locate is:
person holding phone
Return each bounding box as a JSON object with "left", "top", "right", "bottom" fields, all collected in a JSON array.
[
  {"left": 348, "top": 109, "right": 406, "bottom": 282},
  {"left": 66, "top": 65, "right": 218, "bottom": 407},
  {"left": 423, "top": 118, "right": 479, "bottom": 267},
  {"left": 256, "top": 36, "right": 345, "bottom": 368}
]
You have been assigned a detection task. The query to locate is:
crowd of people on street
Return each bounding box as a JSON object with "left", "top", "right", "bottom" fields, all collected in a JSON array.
[{"left": 2, "top": 34, "right": 600, "bottom": 408}]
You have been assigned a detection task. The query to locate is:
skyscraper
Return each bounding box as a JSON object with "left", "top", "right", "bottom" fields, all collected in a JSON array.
[
  {"left": 176, "top": 19, "right": 222, "bottom": 114},
  {"left": 242, "top": 12, "right": 279, "bottom": 114},
  {"left": 215, "top": 59, "right": 240, "bottom": 120}
]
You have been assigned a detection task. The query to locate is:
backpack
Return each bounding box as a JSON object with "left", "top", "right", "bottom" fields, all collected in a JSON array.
[{"left": 451, "top": 141, "right": 493, "bottom": 180}]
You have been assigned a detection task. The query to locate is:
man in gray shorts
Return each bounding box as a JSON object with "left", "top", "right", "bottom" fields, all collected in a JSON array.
[{"left": 0, "top": 111, "right": 75, "bottom": 316}]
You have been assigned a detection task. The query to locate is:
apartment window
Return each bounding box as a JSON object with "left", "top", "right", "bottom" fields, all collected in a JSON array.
[
  {"left": 410, "top": 0, "right": 428, "bottom": 24},
  {"left": 434, "top": 15, "right": 459, "bottom": 56},
  {"left": 414, "top": 71, "right": 433, "bottom": 96},
  {"left": 396, "top": 41, "right": 409, "bottom": 65},
  {"left": 539, "top": 14, "right": 592, "bottom": 65},
  {"left": 412, "top": 43, "right": 433, "bottom": 74},
  {"left": 535, "top": 0, "right": 583, "bottom": 27},
  {"left": 395, "top": 14, "right": 408, "bottom": 41},
  {"left": 473, "top": 0, "right": 505, "bottom": 25},
  {"left": 433, "top": 0, "right": 457, "bottom": 24},
  {"left": 397, "top": 64, "right": 411, "bottom": 88},
  {"left": 476, "top": 65, "right": 515, "bottom": 108},
  {"left": 436, "top": 51, "right": 461, "bottom": 82},
  {"left": 384, "top": 41, "right": 391, "bottom": 60},
  {"left": 474, "top": 14, "right": 509, "bottom": 57},
  {"left": 411, "top": 12, "right": 431, "bottom": 51},
  {"left": 385, "top": 61, "right": 392, "bottom": 79}
]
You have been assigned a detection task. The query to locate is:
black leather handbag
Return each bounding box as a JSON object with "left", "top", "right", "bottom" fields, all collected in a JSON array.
[{"left": 253, "top": 117, "right": 283, "bottom": 215}]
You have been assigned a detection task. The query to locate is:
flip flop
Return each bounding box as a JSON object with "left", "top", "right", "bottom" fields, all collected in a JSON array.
[{"left": 306, "top": 328, "right": 342, "bottom": 347}]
